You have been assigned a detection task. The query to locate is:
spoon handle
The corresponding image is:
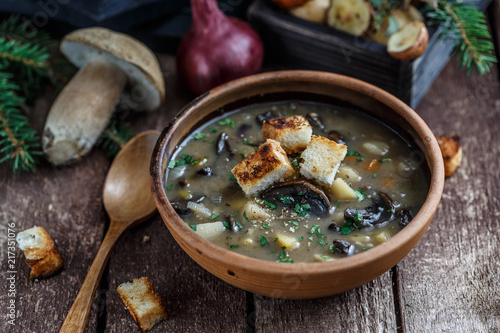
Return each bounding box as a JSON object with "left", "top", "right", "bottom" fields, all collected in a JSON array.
[{"left": 59, "top": 220, "right": 127, "bottom": 333}]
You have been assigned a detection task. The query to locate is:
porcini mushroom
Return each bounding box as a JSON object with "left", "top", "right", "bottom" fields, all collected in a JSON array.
[
  {"left": 387, "top": 21, "right": 429, "bottom": 61},
  {"left": 261, "top": 180, "right": 331, "bottom": 216},
  {"left": 344, "top": 192, "right": 395, "bottom": 227},
  {"left": 42, "top": 27, "right": 165, "bottom": 165},
  {"left": 326, "top": 0, "right": 373, "bottom": 36}
]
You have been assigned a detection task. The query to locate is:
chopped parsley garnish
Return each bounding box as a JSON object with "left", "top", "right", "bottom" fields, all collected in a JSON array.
[
  {"left": 232, "top": 211, "right": 239, "bottom": 217},
  {"left": 356, "top": 157, "right": 364, "bottom": 162},
  {"left": 316, "top": 227, "right": 326, "bottom": 238},
  {"left": 210, "top": 213, "right": 220, "bottom": 220},
  {"left": 243, "top": 211, "right": 250, "bottom": 222},
  {"left": 193, "top": 133, "right": 207, "bottom": 140},
  {"left": 333, "top": 200, "right": 340, "bottom": 207},
  {"left": 317, "top": 239, "right": 327, "bottom": 246},
  {"left": 223, "top": 221, "right": 231, "bottom": 228},
  {"left": 262, "top": 222, "right": 271, "bottom": 229},
  {"left": 380, "top": 158, "right": 392, "bottom": 162},
  {"left": 347, "top": 150, "right": 361, "bottom": 156},
  {"left": 190, "top": 225, "right": 197, "bottom": 231},
  {"left": 236, "top": 221, "right": 244, "bottom": 229},
  {"left": 240, "top": 153, "right": 245, "bottom": 160},
  {"left": 353, "top": 213, "right": 363, "bottom": 229},
  {"left": 168, "top": 160, "right": 182, "bottom": 169},
  {"left": 217, "top": 118, "right": 236, "bottom": 128},
  {"left": 298, "top": 191, "right": 304, "bottom": 196},
  {"left": 291, "top": 160, "right": 299, "bottom": 167},
  {"left": 297, "top": 236, "right": 304, "bottom": 241},
  {"left": 294, "top": 203, "right": 310, "bottom": 216},
  {"left": 180, "top": 154, "right": 198, "bottom": 165},
  {"left": 264, "top": 200, "right": 277, "bottom": 209},
  {"left": 243, "top": 140, "right": 259, "bottom": 147},
  {"left": 272, "top": 237, "right": 278, "bottom": 242},
  {"left": 340, "top": 219, "right": 355, "bottom": 235},
  {"left": 308, "top": 224, "right": 320, "bottom": 234},
  {"left": 340, "top": 226, "right": 354, "bottom": 235},
  {"left": 279, "top": 195, "right": 291, "bottom": 204},
  {"left": 169, "top": 154, "right": 200, "bottom": 169},
  {"left": 329, "top": 245, "right": 335, "bottom": 253},
  {"left": 229, "top": 245, "right": 239, "bottom": 249},
  {"left": 258, "top": 235, "right": 267, "bottom": 247},
  {"left": 354, "top": 187, "right": 366, "bottom": 202},
  {"left": 289, "top": 221, "right": 299, "bottom": 229},
  {"left": 373, "top": 173, "right": 377, "bottom": 178},
  {"left": 276, "top": 250, "right": 294, "bottom": 263},
  {"left": 167, "top": 184, "right": 173, "bottom": 190},
  {"left": 210, "top": 126, "right": 218, "bottom": 132},
  {"left": 229, "top": 174, "right": 236, "bottom": 180},
  {"left": 308, "top": 236, "right": 314, "bottom": 241}
]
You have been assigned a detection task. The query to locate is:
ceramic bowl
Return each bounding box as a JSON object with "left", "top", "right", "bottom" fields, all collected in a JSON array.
[{"left": 150, "top": 70, "right": 444, "bottom": 299}]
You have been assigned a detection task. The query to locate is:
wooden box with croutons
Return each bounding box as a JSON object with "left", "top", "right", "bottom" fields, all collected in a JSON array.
[{"left": 248, "top": 0, "right": 491, "bottom": 109}]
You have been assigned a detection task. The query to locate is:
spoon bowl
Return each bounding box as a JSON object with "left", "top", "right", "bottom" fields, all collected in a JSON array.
[
  {"left": 59, "top": 130, "right": 160, "bottom": 333},
  {"left": 103, "top": 131, "right": 159, "bottom": 223}
]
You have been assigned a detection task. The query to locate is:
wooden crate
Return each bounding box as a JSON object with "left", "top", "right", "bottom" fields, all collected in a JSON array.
[{"left": 248, "top": 0, "right": 491, "bottom": 109}]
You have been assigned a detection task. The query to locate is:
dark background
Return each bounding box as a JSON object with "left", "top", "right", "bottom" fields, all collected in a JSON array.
[{"left": 0, "top": 0, "right": 254, "bottom": 53}]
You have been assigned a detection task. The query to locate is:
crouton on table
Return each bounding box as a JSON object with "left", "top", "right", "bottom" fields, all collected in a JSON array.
[
  {"left": 16, "top": 226, "right": 63, "bottom": 279},
  {"left": 300, "top": 135, "right": 347, "bottom": 186},
  {"left": 262, "top": 115, "right": 312, "bottom": 153},
  {"left": 232, "top": 139, "right": 295, "bottom": 196},
  {"left": 436, "top": 135, "right": 462, "bottom": 177},
  {"left": 117, "top": 277, "right": 167, "bottom": 332}
]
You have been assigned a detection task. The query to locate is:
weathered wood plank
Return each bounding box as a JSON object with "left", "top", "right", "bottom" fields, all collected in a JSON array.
[
  {"left": 103, "top": 216, "right": 248, "bottom": 333},
  {"left": 0, "top": 146, "right": 109, "bottom": 333},
  {"left": 254, "top": 271, "right": 398, "bottom": 333},
  {"left": 397, "top": 57, "right": 500, "bottom": 332}
]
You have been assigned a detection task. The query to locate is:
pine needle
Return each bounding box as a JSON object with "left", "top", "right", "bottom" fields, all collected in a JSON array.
[
  {"left": 426, "top": 1, "right": 497, "bottom": 75},
  {"left": 0, "top": 70, "right": 41, "bottom": 172},
  {"left": 97, "top": 117, "right": 134, "bottom": 158},
  {"left": 0, "top": 37, "right": 49, "bottom": 73}
]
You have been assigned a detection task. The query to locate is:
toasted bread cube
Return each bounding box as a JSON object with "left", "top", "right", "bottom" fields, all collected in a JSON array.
[
  {"left": 262, "top": 115, "right": 312, "bottom": 153},
  {"left": 117, "top": 277, "right": 167, "bottom": 332},
  {"left": 330, "top": 178, "right": 358, "bottom": 201},
  {"left": 232, "top": 139, "right": 295, "bottom": 196},
  {"left": 436, "top": 135, "right": 462, "bottom": 177},
  {"left": 300, "top": 135, "right": 347, "bottom": 185},
  {"left": 275, "top": 233, "right": 300, "bottom": 250},
  {"left": 194, "top": 221, "right": 226, "bottom": 240},
  {"left": 16, "top": 226, "right": 63, "bottom": 279},
  {"left": 242, "top": 201, "right": 271, "bottom": 220}
]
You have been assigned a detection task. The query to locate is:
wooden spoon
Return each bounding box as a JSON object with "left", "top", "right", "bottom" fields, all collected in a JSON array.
[{"left": 59, "top": 130, "right": 160, "bottom": 333}]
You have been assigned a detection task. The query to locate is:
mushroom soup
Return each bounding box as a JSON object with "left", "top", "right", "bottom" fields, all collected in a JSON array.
[{"left": 166, "top": 101, "right": 429, "bottom": 263}]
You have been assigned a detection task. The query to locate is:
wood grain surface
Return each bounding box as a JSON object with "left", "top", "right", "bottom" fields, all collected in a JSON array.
[{"left": 1, "top": 10, "right": 499, "bottom": 333}]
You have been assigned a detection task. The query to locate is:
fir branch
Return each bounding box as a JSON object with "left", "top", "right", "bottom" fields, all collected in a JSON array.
[
  {"left": 0, "top": 70, "right": 41, "bottom": 172},
  {"left": 0, "top": 37, "right": 49, "bottom": 73},
  {"left": 97, "top": 117, "right": 134, "bottom": 158},
  {"left": 426, "top": 1, "right": 497, "bottom": 75},
  {"left": 0, "top": 15, "right": 75, "bottom": 98}
]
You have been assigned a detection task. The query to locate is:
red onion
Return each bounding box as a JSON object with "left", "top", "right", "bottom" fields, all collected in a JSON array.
[{"left": 176, "top": 0, "right": 264, "bottom": 95}]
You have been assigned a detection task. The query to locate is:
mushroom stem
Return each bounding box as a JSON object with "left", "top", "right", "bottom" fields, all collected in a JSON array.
[{"left": 42, "top": 61, "right": 127, "bottom": 165}]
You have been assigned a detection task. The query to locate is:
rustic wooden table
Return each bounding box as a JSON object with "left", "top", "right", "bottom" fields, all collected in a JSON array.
[{"left": 1, "top": 4, "right": 499, "bottom": 332}]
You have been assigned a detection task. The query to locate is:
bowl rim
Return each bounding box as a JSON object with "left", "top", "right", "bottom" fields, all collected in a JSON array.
[{"left": 150, "top": 70, "right": 445, "bottom": 276}]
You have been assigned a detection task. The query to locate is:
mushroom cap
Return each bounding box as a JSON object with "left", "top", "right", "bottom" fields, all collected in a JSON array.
[{"left": 60, "top": 27, "right": 165, "bottom": 112}]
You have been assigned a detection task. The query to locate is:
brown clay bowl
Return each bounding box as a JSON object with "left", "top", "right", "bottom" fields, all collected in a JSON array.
[{"left": 150, "top": 70, "right": 444, "bottom": 299}]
